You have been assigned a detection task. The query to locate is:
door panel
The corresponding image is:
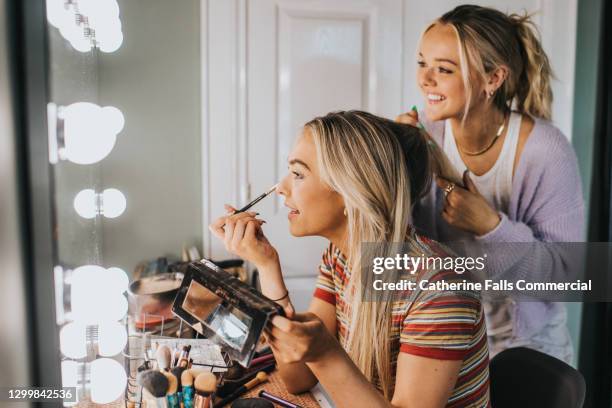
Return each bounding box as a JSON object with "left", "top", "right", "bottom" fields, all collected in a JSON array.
[{"left": 247, "top": 0, "right": 403, "bottom": 280}]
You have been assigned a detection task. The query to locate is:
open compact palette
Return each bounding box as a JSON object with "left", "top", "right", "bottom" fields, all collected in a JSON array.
[{"left": 172, "top": 259, "right": 284, "bottom": 367}]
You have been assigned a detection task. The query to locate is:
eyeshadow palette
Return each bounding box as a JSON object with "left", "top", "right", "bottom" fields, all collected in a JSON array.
[{"left": 172, "top": 259, "right": 284, "bottom": 367}]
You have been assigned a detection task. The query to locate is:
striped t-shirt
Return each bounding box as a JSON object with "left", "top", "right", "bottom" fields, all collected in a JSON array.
[{"left": 313, "top": 234, "right": 490, "bottom": 407}]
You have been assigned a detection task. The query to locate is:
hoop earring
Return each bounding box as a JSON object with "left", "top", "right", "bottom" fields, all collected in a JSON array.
[{"left": 343, "top": 208, "right": 347, "bottom": 217}]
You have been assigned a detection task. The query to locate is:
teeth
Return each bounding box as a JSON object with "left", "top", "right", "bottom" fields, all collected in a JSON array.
[{"left": 427, "top": 94, "right": 445, "bottom": 101}]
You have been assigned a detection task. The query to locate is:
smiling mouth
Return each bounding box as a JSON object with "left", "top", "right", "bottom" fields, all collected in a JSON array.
[{"left": 427, "top": 93, "right": 446, "bottom": 103}]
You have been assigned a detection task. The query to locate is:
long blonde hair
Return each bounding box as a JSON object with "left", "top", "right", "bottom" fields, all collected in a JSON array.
[
  {"left": 430, "top": 5, "right": 553, "bottom": 120},
  {"left": 305, "top": 111, "right": 459, "bottom": 398}
]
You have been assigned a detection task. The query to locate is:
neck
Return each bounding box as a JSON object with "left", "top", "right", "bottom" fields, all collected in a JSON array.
[
  {"left": 449, "top": 104, "right": 507, "bottom": 152},
  {"left": 325, "top": 223, "right": 349, "bottom": 258}
]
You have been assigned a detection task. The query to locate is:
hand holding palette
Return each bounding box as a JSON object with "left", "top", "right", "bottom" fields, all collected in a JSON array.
[{"left": 172, "top": 260, "right": 284, "bottom": 367}]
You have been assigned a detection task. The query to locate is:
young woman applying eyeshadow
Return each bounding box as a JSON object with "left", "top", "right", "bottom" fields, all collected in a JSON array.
[
  {"left": 397, "top": 5, "right": 584, "bottom": 363},
  {"left": 210, "top": 111, "right": 490, "bottom": 408}
]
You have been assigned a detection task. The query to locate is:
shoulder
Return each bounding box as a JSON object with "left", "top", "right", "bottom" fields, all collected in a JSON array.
[{"left": 520, "top": 117, "right": 578, "bottom": 168}]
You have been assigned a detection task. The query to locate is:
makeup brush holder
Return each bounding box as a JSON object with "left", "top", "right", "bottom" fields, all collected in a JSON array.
[{"left": 123, "top": 314, "right": 232, "bottom": 408}]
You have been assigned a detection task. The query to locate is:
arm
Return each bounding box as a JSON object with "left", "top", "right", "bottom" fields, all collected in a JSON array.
[
  {"left": 274, "top": 298, "right": 337, "bottom": 394},
  {"left": 268, "top": 312, "right": 464, "bottom": 408},
  {"left": 208, "top": 209, "right": 338, "bottom": 393},
  {"left": 308, "top": 345, "right": 461, "bottom": 408}
]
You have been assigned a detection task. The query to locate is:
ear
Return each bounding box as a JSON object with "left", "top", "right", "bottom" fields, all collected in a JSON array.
[{"left": 485, "top": 65, "right": 509, "bottom": 96}]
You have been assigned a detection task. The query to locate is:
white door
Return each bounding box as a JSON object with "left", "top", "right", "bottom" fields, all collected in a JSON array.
[{"left": 245, "top": 0, "right": 403, "bottom": 308}]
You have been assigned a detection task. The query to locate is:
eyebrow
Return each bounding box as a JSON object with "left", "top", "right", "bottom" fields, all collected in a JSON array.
[
  {"left": 288, "top": 159, "right": 310, "bottom": 170},
  {"left": 418, "top": 53, "right": 458, "bottom": 67}
]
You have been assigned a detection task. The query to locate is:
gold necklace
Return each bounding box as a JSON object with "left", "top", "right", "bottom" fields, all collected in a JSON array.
[{"left": 458, "top": 113, "right": 508, "bottom": 156}]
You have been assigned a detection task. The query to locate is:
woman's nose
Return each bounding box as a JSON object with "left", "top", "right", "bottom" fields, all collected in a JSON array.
[
  {"left": 276, "top": 174, "right": 291, "bottom": 197},
  {"left": 419, "top": 67, "right": 436, "bottom": 88}
]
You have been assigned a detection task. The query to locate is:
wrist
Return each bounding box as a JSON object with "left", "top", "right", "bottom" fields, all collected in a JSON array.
[
  {"left": 477, "top": 212, "right": 501, "bottom": 236},
  {"left": 308, "top": 339, "right": 344, "bottom": 367}
]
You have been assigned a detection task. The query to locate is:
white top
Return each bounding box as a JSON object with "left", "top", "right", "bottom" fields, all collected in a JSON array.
[
  {"left": 443, "top": 112, "right": 522, "bottom": 351},
  {"left": 443, "top": 111, "right": 522, "bottom": 214}
]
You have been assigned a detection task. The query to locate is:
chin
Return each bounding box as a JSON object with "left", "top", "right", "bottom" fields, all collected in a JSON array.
[
  {"left": 288, "top": 223, "right": 307, "bottom": 237},
  {"left": 424, "top": 105, "right": 449, "bottom": 122}
]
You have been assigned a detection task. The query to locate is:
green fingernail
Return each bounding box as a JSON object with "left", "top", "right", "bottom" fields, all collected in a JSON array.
[{"left": 411, "top": 105, "right": 418, "bottom": 112}]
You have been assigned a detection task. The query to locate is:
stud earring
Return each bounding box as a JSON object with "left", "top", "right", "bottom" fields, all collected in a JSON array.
[{"left": 343, "top": 208, "right": 348, "bottom": 216}]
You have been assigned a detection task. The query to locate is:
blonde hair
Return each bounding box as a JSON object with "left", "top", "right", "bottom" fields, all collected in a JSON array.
[
  {"left": 430, "top": 5, "right": 553, "bottom": 120},
  {"left": 304, "top": 111, "right": 459, "bottom": 398}
]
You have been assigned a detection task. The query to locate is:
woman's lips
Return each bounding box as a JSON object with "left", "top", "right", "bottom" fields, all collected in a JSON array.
[
  {"left": 285, "top": 204, "right": 300, "bottom": 220},
  {"left": 426, "top": 92, "right": 446, "bottom": 105}
]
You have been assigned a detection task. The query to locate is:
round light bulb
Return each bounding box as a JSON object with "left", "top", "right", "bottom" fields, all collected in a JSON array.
[
  {"left": 98, "top": 321, "right": 127, "bottom": 357},
  {"left": 63, "top": 102, "right": 120, "bottom": 165},
  {"left": 46, "top": 0, "right": 69, "bottom": 28},
  {"left": 61, "top": 360, "right": 79, "bottom": 388},
  {"left": 106, "top": 267, "right": 129, "bottom": 293},
  {"left": 90, "top": 358, "right": 126, "bottom": 404},
  {"left": 73, "top": 189, "right": 97, "bottom": 219},
  {"left": 72, "top": 293, "right": 127, "bottom": 324},
  {"left": 101, "top": 188, "right": 126, "bottom": 218},
  {"left": 59, "top": 322, "right": 87, "bottom": 359},
  {"left": 101, "top": 106, "right": 125, "bottom": 134},
  {"left": 71, "top": 265, "right": 128, "bottom": 323},
  {"left": 99, "top": 30, "right": 123, "bottom": 53}
]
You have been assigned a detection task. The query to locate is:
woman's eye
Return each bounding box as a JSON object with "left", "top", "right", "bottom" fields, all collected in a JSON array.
[
  {"left": 417, "top": 60, "right": 426, "bottom": 67},
  {"left": 292, "top": 171, "right": 303, "bottom": 180},
  {"left": 438, "top": 67, "right": 453, "bottom": 74}
]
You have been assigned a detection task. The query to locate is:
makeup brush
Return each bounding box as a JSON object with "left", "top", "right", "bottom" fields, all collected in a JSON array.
[
  {"left": 258, "top": 390, "right": 303, "bottom": 408},
  {"left": 213, "top": 372, "right": 268, "bottom": 408},
  {"left": 171, "top": 366, "right": 187, "bottom": 392},
  {"left": 178, "top": 345, "right": 192, "bottom": 368},
  {"left": 156, "top": 345, "right": 172, "bottom": 371},
  {"left": 217, "top": 362, "right": 275, "bottom": 398},
  {"left": 181, "top": 368, "right": 208, "bottom": 408},
  {"left": 193, "top": 372, "right": 217, "bottom": 408},
  {"left": 234, "top": 184, "right": 278, "bottom": 214},
  {"left": 164, "top": 371, "right": 180, "bottom": 408},
  {"left": 137, "top": 369, "right": 169, "bottom": 408}
]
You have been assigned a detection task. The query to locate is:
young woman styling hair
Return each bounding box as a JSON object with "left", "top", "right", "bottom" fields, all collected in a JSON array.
[
  {"left": 211, "top": 111, "right": 489, "bottom": 408},
  {"left": 397, "top": 5, "right": 584, "bottom": 363}
]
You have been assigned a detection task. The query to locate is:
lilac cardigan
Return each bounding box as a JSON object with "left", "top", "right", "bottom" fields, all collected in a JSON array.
[{"left": 414, "top": 114, "right": 585, "bottom": 362}]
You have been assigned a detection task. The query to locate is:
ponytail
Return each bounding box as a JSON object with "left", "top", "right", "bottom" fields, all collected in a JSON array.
[
  {"left": 511, "top": 13, "right": 554, "bottom": 120},
  {"left": 437, "top": 5, "right": 554, "bottom": 121}
]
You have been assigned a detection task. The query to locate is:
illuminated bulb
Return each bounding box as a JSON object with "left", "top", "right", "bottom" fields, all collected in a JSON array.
[
  {"left": 61, "top": 359, "right": 79, "bottom": 390},
  {"left": 90, "top": 358, "right": 127, "bottom": 404},
  {"left": 106, "top": 267, "right": 129, "bottom": 293},
  {"left": 62, "top": 102, "right": 123, "bottom": 165},
  {"left": 71, "top": 265, "right": 128, "bottom": 323},
  {"left": 59, "top": 322, "right": 87, "bottom": 359},
  {"left": 73, "top": 189, "right": 97, "bottom": 219},
  {"left": 98, "top": 321, "right": 127, "bottom": 357},
  {"left": 101, "top": 106, "right": 125, "bottom": 134},
  {"left": 100, "top": 188, "right": 126, "bottom": 218},
  {"left": 99, "top": 30, "right": 123, "bottom": 53},
  {"left": 46, "top": 0, "right": 70, "bottom": 28},
  {"left": 61, "top": 360, "right": 79, "bottom": 406},
  {"left": 72, "top": 292, "right": 127, "bottom": 324}
]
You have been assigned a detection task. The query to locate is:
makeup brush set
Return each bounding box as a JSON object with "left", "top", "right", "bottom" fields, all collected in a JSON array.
[{"left": 133, "top": 345, "right": 275, "bottom": 408}]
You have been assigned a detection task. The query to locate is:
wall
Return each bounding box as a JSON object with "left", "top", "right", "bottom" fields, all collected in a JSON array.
[{"left": 98, "top": 0, "right": 202, "bottom": 275}]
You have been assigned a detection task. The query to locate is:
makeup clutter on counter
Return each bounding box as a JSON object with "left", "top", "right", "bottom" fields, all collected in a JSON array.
[{"left": 125, "top": 257, "right": 307, "bottom": 408}]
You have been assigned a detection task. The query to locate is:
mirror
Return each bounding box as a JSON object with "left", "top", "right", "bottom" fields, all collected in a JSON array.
[{"left": 46, "top": 0, "right": 587, "bottom": 403}]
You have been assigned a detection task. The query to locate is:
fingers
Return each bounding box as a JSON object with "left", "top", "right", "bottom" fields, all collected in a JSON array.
[
  {"left": 224, "top": 203, "right": 237, "bottom": 214},
  {"left": 395, "top": 110, "right": 419, "bottom": 127},
  {"left": 271, "top": 315, "right": 292, "bottom": 331}
]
